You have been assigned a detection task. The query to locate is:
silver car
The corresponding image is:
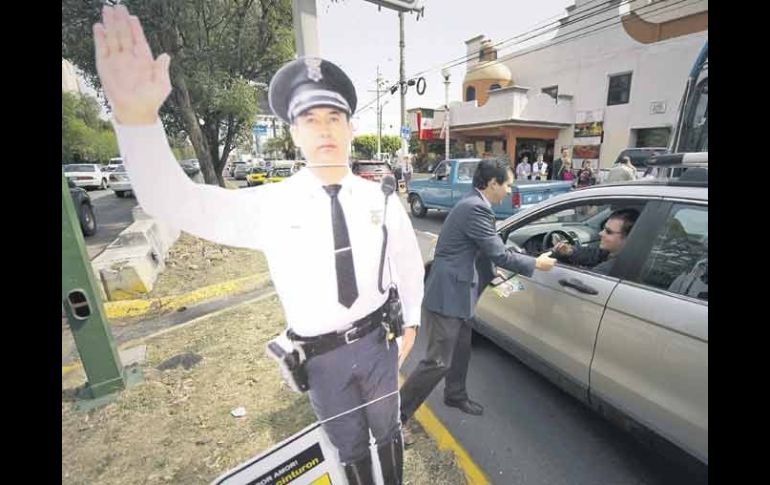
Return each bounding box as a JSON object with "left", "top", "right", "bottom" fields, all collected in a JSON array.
[{"left": 458, "top": 160, "right": 707, "bottom": 466}]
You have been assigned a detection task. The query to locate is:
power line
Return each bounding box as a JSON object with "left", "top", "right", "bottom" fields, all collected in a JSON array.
[{"left": 356, "top": 0, "right": 700, "bottom": 115}]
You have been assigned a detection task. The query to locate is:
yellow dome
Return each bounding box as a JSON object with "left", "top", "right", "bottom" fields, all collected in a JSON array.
[{"left": 464, "top": 61, "right": 512, "bottom": 83}]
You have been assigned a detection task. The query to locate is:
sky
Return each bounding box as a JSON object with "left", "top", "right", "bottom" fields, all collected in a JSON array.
[
  {"left": 76, "top": 0, "right": 576, "bottom": 133},
  {"left": 316, "top": 0, "right": 574, "bottom": 135}
]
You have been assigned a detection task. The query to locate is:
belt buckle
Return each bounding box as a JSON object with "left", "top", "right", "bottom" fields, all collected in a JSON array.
[{"left": 343, "top": 327, "right": 361, "bottom": 344}]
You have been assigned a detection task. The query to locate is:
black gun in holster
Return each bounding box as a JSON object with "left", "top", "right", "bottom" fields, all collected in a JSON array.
[
  {"left": 265, "top": 338, "right": 309, "bottom": 394},
  {"left": 383, "top": 286, "right": 405, "bottom": 341}
]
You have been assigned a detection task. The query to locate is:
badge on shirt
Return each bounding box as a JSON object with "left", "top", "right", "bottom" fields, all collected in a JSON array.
[{"left": 370, "top": 209, "right": 383, "bottom": 226}]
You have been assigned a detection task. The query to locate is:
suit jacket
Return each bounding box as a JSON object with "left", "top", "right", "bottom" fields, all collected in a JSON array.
[{"left": 424, "top": 190, "right": 536, "bottom": 319}]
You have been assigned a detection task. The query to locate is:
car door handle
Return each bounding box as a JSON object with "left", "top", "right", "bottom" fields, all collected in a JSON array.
[{"left": 558, "top": 278, "right": 599, "bottom": 295}]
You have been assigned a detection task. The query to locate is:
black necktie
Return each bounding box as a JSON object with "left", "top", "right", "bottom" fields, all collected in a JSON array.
[{"left": 323, "top": 184, "right": 359, "bottom": 308}]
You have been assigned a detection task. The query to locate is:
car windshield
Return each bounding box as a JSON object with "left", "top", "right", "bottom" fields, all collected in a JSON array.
[
  {"left": 250, "top": 168, "right": 265, "bottom": 174},
  {"left": 64, "top": 164, "right": 95, "bottom": 172},
  {"left": 274, "top": 169, "right": 291, "bottom": 177}
]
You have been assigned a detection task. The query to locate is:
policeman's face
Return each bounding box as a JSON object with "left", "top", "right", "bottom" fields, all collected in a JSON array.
[
  {"left": 290, "top": 107, "right": 352, "bottom": 165},
  {"left": 488, "top": 169, "right": 513, "bottom": 204}
]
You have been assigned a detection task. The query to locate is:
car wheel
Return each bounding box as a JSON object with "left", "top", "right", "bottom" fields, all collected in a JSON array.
[
  {"left": 410, "top": 195, "right": 427, "bottom": 218},
  {"left": 79, "top": 203, "right": 97, "bottom": 236},
  {"left": 100, "top": 179, "right": 108, "bottom": 190},
  {"left": 115, "top": 191, "right": 125, "bottom": 198}
]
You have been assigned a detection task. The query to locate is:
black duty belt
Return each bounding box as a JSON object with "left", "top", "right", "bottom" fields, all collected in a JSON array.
[{"left": 286, "top": 300, "right": 389, "bottom": 360}]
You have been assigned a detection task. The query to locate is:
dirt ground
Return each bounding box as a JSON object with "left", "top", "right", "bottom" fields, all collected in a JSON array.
[{"left": 63, "top": 234, "right": 466, "bottom": 484}]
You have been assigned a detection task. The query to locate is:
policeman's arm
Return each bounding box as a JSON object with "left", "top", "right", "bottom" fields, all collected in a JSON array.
[
  {"left": 388, "top": 192, "right": 424, "bottom": 329},
  {"left": 465, "top": 204, "right": 536, "bottom": 277},
  {"left": 95, "top": 5, "right": 267, "bottom": 250},
  {"left": 115, "top": 122, "right": 267, "bottom": 250}
]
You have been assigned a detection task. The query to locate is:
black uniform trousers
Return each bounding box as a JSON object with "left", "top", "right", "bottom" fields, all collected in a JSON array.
[{"left": 305, "top": 326, "right": 400, "bottom": 463}]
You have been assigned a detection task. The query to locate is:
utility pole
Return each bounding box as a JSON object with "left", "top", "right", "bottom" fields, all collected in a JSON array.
[
  {"left": 399, "top": 11, "right": 407, "bottom": 156},
  {"left": 442, "top": 68, "right": 451, "bottom": 161},
  {"left": 377, "top": 66, "right": 382, "bottom": 160}
]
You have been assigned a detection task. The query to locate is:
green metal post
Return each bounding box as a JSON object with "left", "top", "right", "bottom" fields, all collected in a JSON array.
[{"left": 61, "top": 173, "right": 126, "bottom": 399}]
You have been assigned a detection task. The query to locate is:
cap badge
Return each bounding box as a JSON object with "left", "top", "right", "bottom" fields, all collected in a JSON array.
[{"left": 305, "top": 58, "right": 323, "bottom": 82}]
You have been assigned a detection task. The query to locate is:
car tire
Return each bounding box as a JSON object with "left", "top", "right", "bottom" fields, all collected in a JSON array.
[
  {"left": 79, "top": 203, "right": 97, "bottom": 237},
  {"left": 115, "top": 191, "right": 125, "bottom": 198},
  {"left": 410, "top": 195, "right": 427, "bottom": 218},
  {"left": 100, "top": 179, "right": 108, "bottom": 190}
]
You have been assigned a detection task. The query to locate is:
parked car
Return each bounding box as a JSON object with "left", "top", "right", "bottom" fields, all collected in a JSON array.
[
  {"left": 179, "top": 159, "right": 201, "bottom": 177},
  {"left": 108, "top": 166, "right": 133, "bottom": 198},
  {"left": 66, "top": 178, "right": 97, "bottom": 236},
  {"left": 351, "top": 160, "right": 392, "bottom": 183},
  {"left": 408, "top": 159, "right": 573, "bottom": 219},
  {"left": 428, "top": 155, "right": 708, "bottom": 466},
  {"left": 233, "top": 162, "right": 251, "bottom": 180},
  {"left": 63, "top": 163, "right": 109, "bottom": 191},
  {"left": 229, "top": 161, "right": 247, "bottom": 178},
  {"left": 245, "top": 166, "right": 267, "bottom": 187}
]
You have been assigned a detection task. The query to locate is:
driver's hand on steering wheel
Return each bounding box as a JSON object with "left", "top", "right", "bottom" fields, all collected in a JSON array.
[{"left": 553, "top": 241, "right": 574, "bottom": 256}]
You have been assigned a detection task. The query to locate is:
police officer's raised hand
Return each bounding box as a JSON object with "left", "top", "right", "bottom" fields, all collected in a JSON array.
[
  {"left": 535, "top": 251, "right": 557, "bottom": 271},
  {"left": 93, "top": 5, "right": 171, "bottom": 125}
]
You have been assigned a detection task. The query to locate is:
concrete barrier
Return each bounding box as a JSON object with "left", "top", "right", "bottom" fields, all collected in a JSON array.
[{"left": 91, "top": 214, "right": 180, "bottom": 301}]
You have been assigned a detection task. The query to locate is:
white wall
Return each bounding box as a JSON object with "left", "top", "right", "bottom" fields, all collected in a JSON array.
[{"left": 455, "top": 0, "right": 707, "bottom": 167}]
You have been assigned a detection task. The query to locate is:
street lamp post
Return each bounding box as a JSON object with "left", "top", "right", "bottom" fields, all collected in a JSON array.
[{"left": 441, "top": 68, "right": 450, "bottom": 161}]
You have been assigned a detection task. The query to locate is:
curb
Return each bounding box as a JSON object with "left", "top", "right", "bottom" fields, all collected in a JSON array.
[{"left": 103, "top": 273, "right": 271, "bottom": 320}]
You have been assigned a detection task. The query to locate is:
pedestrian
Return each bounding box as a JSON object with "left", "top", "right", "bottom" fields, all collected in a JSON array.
[
  {"left": 575, "top": 160, "right": 597, "bottom": 188},
  {"left": 399, "top": 159, "right": 556, "bottom": 423},
  {"left": 550, "top": 147, "right": 570, "bottom": 180},
  {"left": 402, "top": 154, "right": 413, "bottom": 191},
  {"left": 516, "top": 155, "right": 532, "bottom": 180},
  {"left": 607, "top": 155, "right": 638, "bottom": 182},
  {"left": 93, "top": 6, "right": 424, "bottom": 484},
  {"left": 532, "top": 154, "right": 548, "bottom": 181}
]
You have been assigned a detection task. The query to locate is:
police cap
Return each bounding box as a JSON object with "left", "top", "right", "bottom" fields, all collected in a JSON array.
[{"left": 268, "top": 57, "right": 357, "bottom": 124}]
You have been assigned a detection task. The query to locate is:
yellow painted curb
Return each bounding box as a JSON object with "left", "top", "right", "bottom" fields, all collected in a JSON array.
[
  {"left": 103, "top": 273, "right": 271, "bottom": 320},
  {"left": 414, "top": 403, "right": 490, "bottom": 485}
]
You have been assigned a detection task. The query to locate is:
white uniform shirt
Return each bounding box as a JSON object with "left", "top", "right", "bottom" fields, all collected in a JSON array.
[{"left": 114, "top": 121, "right": 424, "bottom": 337}]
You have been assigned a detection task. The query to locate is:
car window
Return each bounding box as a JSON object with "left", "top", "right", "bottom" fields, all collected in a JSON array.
[
  {"left": 434, "top": 161, "right": 449, "bottom": 181},
  {"left": 635, "top": 204, "right": 708, "bottom": 301},
  {"left": 456, "top": 161, "right": 479, "bottom": 182},
  {"left": 505, "top": 201, "right": 646, "bottom": 276}
]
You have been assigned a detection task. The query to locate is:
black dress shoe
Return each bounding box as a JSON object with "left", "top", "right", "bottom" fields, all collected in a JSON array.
[{"left": 444, "top": 398, "right": 484, "bottom": 416}]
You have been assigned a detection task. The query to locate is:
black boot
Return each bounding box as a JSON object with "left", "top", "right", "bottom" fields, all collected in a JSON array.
[
  {"left": 377, "top": 433, "right": 404, "bottom": 485},
  {"left": 344, "top": 454, "right": 375, "bottom": 485}
]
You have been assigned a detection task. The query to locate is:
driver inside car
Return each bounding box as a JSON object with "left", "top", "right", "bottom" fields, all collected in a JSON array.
[{"left": 551, "top": 208, "right": 638, "bottom": 275}]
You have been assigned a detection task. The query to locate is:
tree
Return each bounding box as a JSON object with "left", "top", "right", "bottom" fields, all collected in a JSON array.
[
  {"left": 352, "top": 134, "right": 377, "bottom": 159},
  {"left": 62, "top": 91, "right": 119, "bottom": 164},
  {"left": 263, "top": 125, "right": 297, "bottom": 159},
  {"left": 381, "top": 135, "right": 401, "bottom": 156},
  {"left": 62, "top": 0, "right": 295, "bottom": 187}
]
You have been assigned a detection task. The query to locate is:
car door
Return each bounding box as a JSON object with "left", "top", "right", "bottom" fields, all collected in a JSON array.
[
  {"left": 474, "top": 197, "right": 657, "bottom": 401},
  {"left": 590, "top": 200, "right": 708, "bottom": 464}
]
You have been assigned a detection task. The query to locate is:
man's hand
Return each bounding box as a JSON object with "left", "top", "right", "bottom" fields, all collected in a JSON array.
[
  {"left": 93, "top": 5, "right": 172, "bottom": 125},
  {"left": 398, "top": 327, "right": 417, "bottom": 369},
  {"left": 552, "top": 241, "right": 574, "bottom": 257},
  {"left": 535, "top": 251, "right": 557, "bottom": 271}
]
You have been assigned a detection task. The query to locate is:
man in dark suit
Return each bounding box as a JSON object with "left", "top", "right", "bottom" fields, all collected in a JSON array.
[
  {"left": 400, "top": 160, "right": 556, "bottom": 420},
  {"left": 549, "top": 147, "right": 571, "bottom": 180}
]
